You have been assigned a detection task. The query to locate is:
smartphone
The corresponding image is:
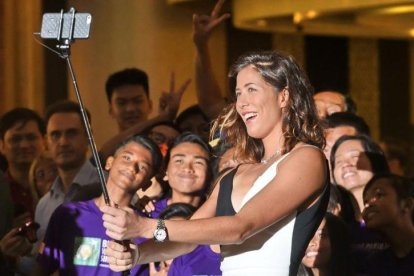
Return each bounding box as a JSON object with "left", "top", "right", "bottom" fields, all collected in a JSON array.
[
  {"left": 40, "top": 12, "right": 92, "bottom": 39},
  {"left": 17, "top": 220, "right": 40, "bottom": 243}
]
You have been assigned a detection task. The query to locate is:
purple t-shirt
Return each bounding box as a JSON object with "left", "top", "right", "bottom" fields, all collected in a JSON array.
[
  {"left": 37, "top": 199, "right": 149, "bottom": 276},
  {"left": 350, "top": 222, "right": 389, "bottom": 274},
  {"left": 168, "top": 245, "right": 222, "bottom": 276},
  {"left": 148, "top": 198, "right": 169, "bottom": 218}
]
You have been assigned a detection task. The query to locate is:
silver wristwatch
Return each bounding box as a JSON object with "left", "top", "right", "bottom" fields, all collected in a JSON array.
[{"left": 153, "top": 219, "right": 168, "bottom": 242}]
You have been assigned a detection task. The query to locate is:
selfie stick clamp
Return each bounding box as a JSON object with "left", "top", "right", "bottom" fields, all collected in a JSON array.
[{"left": 54, "top": 7, "right": 110, "bottom": 204}]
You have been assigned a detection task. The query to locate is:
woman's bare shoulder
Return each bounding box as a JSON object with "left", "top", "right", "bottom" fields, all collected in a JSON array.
[
  {"left": 279, "top": 143, "right": 326, "bottom": 172},
  {"left": 288, "top": 143, "right": 324, "bottom": 159}
]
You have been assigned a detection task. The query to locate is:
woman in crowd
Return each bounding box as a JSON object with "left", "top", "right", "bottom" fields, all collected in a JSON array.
[
  {"left": 28, "top": 151, "right": 58, "bottom": 202},
  {"left": 101, "top": 50, "right": 329, "bottom": 275},
  {"left": 330, "top": 134, "right": 389, "bottom": 211},
  {"left": 299, "top": 212, "right": 354, "bottom": 276},
  {"left": 330, "top": 135, "right": 390, "bottom": 273}
]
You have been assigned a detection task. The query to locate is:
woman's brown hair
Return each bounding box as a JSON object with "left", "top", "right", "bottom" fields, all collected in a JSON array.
[{"left": 211, "top": 51, "right": 325, "bottom": 162}]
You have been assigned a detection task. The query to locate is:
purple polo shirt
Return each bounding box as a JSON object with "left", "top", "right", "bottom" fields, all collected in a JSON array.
[
  {"left": 37, "top": 199, "right": 149, "bottom": 275},
  {"left": 168, "top": 245, "right": 222, "bottom": 276}
]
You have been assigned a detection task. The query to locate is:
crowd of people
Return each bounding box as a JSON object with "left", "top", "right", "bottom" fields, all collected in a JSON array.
[{"left": 1, "top": 0, "right": 413, "bottom": 275}]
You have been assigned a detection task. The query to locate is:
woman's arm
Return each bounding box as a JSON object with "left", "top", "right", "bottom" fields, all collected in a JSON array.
[
  {"left": 102, "top": 147, "right": 327, "bottom": 245},
  {"left": 104, "top": 239, "right": 197, "bottom": 272},
  {"left": 102, "top": 178, "right": 222, "bottom": 271}
]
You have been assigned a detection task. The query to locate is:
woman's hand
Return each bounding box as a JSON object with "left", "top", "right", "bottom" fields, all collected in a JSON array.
[
  {"left": 105, "top": 240, "right": 139, "bottom": 272},
  {"left": 101, "top": 205, "right": 150, "bottom": 240}
]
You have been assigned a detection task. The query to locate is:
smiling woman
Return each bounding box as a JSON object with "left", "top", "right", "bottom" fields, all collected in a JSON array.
[
  {"left": 330, "top": 134, "right": 389, "bottom": 211},
  {"left": 101, "top": 51, "right": 329, "bottom": 276},
  {"left": 299, "top": 212, "right": 353, "bottom": 276}
]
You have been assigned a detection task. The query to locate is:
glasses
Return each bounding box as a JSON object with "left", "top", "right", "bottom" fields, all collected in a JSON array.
[{"left": 148, "top": 131, "right": 175, "bottom": 145}]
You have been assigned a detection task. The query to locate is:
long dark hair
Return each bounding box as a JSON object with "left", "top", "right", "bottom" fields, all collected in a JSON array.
[
  {"left": 211, "top": 51, "right": 324, "bottom": 163},
  {"left": 325, "top": 213, "right": 354, "bottom": 275},
  {"left": 299, "top": 213, "right": 354, "bottom": 276}
]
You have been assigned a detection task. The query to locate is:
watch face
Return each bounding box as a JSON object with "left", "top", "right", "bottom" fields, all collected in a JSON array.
[{"left": 154, "top": 229, "right": 167, "bottom": 242}]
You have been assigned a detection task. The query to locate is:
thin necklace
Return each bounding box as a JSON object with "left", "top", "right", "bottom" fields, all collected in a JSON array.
[{"left": 261, "top": 148, "right": 282, "bottom": 164}]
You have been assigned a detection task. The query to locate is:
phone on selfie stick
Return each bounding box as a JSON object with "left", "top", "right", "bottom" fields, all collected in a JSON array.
[{"left": 38, "top": 8, "right": 130, "bottom": 275}]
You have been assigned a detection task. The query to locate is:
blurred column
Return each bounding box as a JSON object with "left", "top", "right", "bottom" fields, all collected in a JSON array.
[
  {"left": 2, "top": 0, "right": 44, "bottom": 113},
  {"left": 349, "top": 38, "right": 380, "bottom": 140},
  {"left": 67, "top": 0, "right": 228, "bottom": 147},
  {"left": 272, "top": 33, "right": 305, "bottom": 69}
]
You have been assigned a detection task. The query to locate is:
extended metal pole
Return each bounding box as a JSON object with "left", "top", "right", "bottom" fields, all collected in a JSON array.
[{"left": 65, "top": 55, "right": 110, "bottom": 204}]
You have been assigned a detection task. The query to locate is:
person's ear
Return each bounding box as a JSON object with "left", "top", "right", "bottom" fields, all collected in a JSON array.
[
  {"left": 279, "top": 87, "right": 290, "bottom": 108},
  {"left": 108, "top": 98, "right": 116, "bottom": 117},
  {"left": 148, "top": 99, "right": 153, "bottom": 113},
  {"left": 401, "top": 197, "right": 414, "bottom": 215},
  {"left": 105, "top": 157, "right": 114, "bottom": 171},
  {"left": 108, "top": 98, "right": 113, "bottom": 113},
  {"left": 333, "top": 203, "right": 342, "bottom": 216},
  {"left": 163, "top": 173, "right": 168, "bottom": 182}
]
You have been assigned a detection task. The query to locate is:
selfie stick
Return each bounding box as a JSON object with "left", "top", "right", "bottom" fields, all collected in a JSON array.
[
  {"left": 54, "top": 8, "right": 110, "bottom": 205},
  {"left": 44, "top": 8, "right": 130, "bottom": 275}
]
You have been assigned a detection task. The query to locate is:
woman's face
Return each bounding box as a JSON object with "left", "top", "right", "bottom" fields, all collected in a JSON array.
[
  {"left": 164, "top": 142, "right": 209, "bottom": 195},
  {"left": 362, "top": 178, "right": 403, "bottom": 230},
  {"left": 235, "top": 65, "right": 286, "bottom": 140},
  {"left": 302, "top": 218, "right": 331, "bottom": 268},
  {"left": 34, "top": 157, "right": 58, "bottom": 197},
  {"left": 333, "top": 139, "right": 374, "bottom": 191}
]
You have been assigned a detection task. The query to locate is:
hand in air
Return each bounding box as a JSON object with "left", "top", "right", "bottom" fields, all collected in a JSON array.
[
  {"left": 192, "top": 0, "right": 231, "bottom": 46},
  {"left": 158, "top": 72, "right": 191, "bottom": 119},
  {"left": 105, "top": 240, "right": 139, "bottom": 272}
]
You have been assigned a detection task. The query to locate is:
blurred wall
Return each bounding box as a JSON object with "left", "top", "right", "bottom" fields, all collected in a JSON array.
[
  {"left": 0, "top": 0, "right": 44, "bottom": 113},
  {"left": 67, "top": 0, "right": 227, "bottom": 147}
]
